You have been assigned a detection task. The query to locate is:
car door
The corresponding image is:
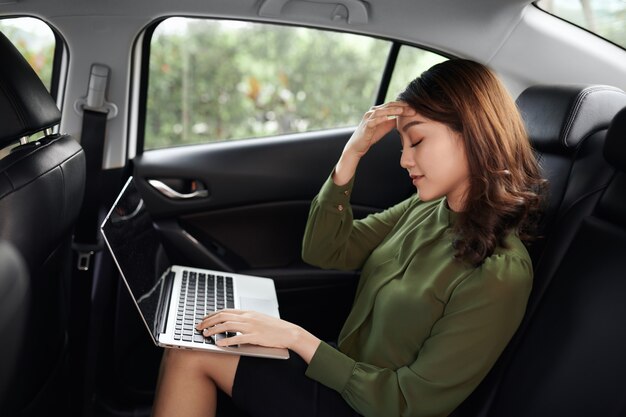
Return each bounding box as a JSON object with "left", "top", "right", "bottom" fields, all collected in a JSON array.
[
  {"left": 132, "top": 126, "right": 412, "bottom": 341},
  {"left": 92, "top": 17, "right": 445, "bottom": 415}
]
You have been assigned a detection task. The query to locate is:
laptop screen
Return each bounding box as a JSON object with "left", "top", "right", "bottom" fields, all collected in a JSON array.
[{"left": 101, "top": 176, "right": 169, "bottom": 337}]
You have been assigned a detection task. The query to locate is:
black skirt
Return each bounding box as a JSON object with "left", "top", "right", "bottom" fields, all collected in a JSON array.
[{"left": 229, "top": 349, "right": 363, "bottom": 417}]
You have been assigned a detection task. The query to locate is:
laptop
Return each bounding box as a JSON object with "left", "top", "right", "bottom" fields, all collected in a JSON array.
[{"left": 100, "top": 176, "right": 290, "bottom": 359}]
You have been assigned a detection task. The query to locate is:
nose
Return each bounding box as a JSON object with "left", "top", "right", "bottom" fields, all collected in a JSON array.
[{"left": 400, "top": 146, "right": 415, "bottom": 169}]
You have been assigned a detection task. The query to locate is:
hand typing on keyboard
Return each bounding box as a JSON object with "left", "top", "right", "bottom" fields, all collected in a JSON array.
[
  {"left": 193, "top": 327, "right": 238, "bottom": 345},
  {"left": 195, "top": 309, "right": 320, "bottom": 363},
  {"left": 175, "top": 270, "right": 235, "bottom": 344}
]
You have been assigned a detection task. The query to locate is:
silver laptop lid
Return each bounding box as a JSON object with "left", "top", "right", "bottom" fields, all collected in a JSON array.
[{"left": 100, "top": 176, "right": 170, "bottom": 342}]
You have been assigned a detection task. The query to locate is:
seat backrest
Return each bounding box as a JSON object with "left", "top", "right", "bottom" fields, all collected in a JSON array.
[
  {"left": 484, "top": 105, "right": 626, "bottom": 417},
  {"left": 451, "top": 86, "right": 626, "bottom": 417},
  {"left": 0, "top": 240, "right": 29, "bottom": 402},
  {"left": 515, "top": 85, "right": 626, "bottom": 264},
  {"left": 0, "top": 32, "right": 86, "bottom": 416}
]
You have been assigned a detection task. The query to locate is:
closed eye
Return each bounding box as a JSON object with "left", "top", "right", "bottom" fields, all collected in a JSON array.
[{"left": 410, "top": 139, "right": 422, "bottom": 148}]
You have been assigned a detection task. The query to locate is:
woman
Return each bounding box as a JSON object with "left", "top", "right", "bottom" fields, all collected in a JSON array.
[{"left": 151, "top": 59, "right": 546, "bottom": 417}]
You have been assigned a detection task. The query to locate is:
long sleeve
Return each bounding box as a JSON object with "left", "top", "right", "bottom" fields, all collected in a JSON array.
[
  {"left": 301, "top": 172, "right": 415, "bottom": 270},
  {"left": 301, "top": 172, "right": 534, "bottom": 417},
  {"left": 305, "top": 250, "right": 533, "bottom": 417}
]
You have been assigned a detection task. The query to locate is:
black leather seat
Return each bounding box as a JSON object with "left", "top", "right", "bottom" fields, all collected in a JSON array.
[
  {"left": 515, "top": 85, "right": 626, "bottom": 264},
  {"left": 0, "top": 241, "right": 29, "bottom": 402},
  {"left": 481, "top": 105, "right": 626, "bottom": 416},
  {"left": 452, "top": 85, "right": 626, "bottom": 417},
  {"left": 514, "top": 84, "right": 626, "bottom": 327},
  {"left": 0, "top": 32, "right": 86, "bottom": 416}
]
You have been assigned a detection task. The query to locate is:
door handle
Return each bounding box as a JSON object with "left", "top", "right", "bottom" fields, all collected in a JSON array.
[{"left": 148, "top": 179, "right": 209, "bottom": 200}]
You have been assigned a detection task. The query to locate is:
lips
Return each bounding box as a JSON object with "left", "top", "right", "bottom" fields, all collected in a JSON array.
[{"left": 409, "top": 174, "right": 423, "bottom": 186}]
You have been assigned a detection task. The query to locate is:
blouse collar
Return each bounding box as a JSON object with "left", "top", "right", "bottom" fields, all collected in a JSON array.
[{"left": 439, "top": 197, "right": 460, "bottom": 226}]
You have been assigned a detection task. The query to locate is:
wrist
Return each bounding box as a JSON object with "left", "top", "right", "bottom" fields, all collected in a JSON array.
[{"left": 291, "top": 326, "right": 321, "bottom": 364}]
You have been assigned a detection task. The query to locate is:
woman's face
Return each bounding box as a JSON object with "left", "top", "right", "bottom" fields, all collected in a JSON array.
[{"left": 397, "top": 111, "right": 470, "bottom": 212}]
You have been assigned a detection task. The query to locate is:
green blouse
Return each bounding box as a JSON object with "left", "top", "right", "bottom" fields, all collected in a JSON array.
[{"left": 301, "top": 173, "right": 533, "bottom": 417}]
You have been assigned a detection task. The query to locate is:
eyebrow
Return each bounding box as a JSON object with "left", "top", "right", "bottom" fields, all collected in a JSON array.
[{"left": 400, "top": 120, "right": 424, "bottom": 132}]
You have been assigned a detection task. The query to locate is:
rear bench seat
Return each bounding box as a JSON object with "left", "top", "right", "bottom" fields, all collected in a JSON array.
[
  {"left": 483, "top": 105, "right": 626, "bottom": 416},
  {"left": 453, "top": 86, "right": 626, "bottom": 417}
]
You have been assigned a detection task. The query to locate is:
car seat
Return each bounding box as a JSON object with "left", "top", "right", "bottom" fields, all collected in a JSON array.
[
  {"left": 515, "top": 84, "right": 626, "bottom": 264},
  {"left": 452, "top": 85, "right": 626, "bottom": 417},
  {"left": 0, "top": 241, "right": 29, "bottom": 403},
  {"left": 481, "top": 105, "right": 626, "bottom": 417},
  {"left": 0, "top": 31, "right": 86, "bottom": 416}
]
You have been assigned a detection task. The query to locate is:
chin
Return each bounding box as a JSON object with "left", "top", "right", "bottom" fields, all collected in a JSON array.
[{"left": 416, "top": 189, "right": 443, "bottom": 202}]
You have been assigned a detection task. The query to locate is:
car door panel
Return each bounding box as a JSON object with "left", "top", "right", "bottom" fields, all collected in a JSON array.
[
  {"left": 105, "top": 128, "right": 413, "bottom": 399},
  {"left": 132, "top": 128, "right": 413, "bottom": 335}
]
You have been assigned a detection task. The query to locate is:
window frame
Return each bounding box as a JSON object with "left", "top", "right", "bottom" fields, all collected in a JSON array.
[{"left": 132, "top": 16, "right": 450, "bottom": 155}]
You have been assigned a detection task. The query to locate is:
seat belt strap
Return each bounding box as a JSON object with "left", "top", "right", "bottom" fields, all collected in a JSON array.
[
  {"left": 72, "top": 64, "right": 114, "bottom": 268},
  {"left": 69, "top": 63, "right": 114, "bottom": 417},
  {"left": 73, "top": 109, "right": 107, "bottom": 266}
]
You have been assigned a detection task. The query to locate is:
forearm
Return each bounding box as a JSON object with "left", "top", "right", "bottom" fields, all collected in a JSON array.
[{"left": 333, "top": 149, "right": 361, "bottom": 186}]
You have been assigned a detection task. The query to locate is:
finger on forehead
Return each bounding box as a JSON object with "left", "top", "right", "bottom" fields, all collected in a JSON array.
[{"left": 386, "top": 100, "right": 412, "bottom": 107}]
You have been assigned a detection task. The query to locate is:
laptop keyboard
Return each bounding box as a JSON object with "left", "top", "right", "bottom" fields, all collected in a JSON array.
[{"left": 174, "top": 270, "right": 235, "bottom": 344}]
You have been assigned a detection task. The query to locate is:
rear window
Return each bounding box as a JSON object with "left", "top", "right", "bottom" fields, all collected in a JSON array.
[
  {"left": 385, "top": 45, "right": 447, "bottom": 102},
  {"left": 144, "top": 18, "right": 446, "bottom": 150},
  {"left": 535, "top": 0, "right": 626, "bottom": 49},
  {"left": 0, "top": 17, "right": 56, "bottom": 90}
]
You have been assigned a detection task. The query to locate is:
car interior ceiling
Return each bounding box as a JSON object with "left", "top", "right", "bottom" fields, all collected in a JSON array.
[{"left": 1, "top": 1, "right": 626, "bottom": 417}]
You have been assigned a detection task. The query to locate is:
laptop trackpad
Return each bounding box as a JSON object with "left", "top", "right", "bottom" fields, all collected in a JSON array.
[{"left": 240, "top": 297, "right": 276, "bottom": 315}]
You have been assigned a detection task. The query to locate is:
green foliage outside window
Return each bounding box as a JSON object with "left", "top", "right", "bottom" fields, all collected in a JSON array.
[
  {"left": 386, "top": 46, "right": 448, "bottom": 102},
  {"left": 536, "top": 0, "right": 626, "bottom": 49},
  {"left": 0, "top": 17, "right": 55, "bottom": 90},
  {"left": 145, "top": 18, "right": 445, "bottom": 150}
]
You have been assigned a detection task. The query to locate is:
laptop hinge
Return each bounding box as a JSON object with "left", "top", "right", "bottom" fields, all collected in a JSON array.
[{"left": 156, "top": 271, "right": 175, "bottom": 336}]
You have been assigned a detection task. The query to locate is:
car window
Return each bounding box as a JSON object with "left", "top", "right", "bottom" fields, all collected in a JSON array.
[
  {"left": 0, "top": 17, "right": 56, "bottom": 90},
  {"left": 144, "top": 18, "right": 446, "bottom": 150},
  {"left": 535, "top": 0, "right": 626, "bottom": 49},
  {"left": 385, "top": 45, "right": 448, "bottom": 101}
]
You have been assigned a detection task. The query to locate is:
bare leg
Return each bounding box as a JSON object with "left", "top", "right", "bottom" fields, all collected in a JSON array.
[{"left": 151, "top": 348, "right": 240, "bottom": 417}]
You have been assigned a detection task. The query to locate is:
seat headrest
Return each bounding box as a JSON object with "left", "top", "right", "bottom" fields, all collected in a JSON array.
[
  {"left": 516, "top": 85, "right": 626, "bottom": 155},
  {"left": 0, "top": 31, "right": 61, "bottom": 149},
  {"left": 604, "top": 107, "right": 626, "bottom": 173}
]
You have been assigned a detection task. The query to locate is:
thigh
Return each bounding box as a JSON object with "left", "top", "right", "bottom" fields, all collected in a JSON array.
[
  {"left": 230, "top": 351, "right": 362, "bottom": 417},
  {"left": 161, "top": 348, "right": 240, "bottom": 396}
]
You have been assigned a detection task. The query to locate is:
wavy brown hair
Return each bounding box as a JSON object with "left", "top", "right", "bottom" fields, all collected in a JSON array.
[{"left": 397, "top": 59, "right": 547, "bottom": 266}]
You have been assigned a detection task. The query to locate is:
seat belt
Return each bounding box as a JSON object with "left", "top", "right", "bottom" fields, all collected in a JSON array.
[
  {"left": 69, "top": 63, "right": 116, "bottom": 417},
  {"left": 73, "top": 64, "right": 116, "bottom": 268}
]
